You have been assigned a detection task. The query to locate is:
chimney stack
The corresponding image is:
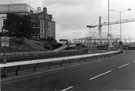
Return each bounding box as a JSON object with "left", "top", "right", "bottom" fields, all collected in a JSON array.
[
  {"left": 37, "top": 7, "right": 41, "bottom": 11},
  {"left": 43, "top": 7, "right": 47, "bottom": 14}
]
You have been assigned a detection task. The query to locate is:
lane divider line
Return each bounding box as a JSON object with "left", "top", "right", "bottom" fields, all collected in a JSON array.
[
  {"left": 61, "top": 86, "right": 74, "bottom": 91},
  {"left": 118, "top": 63, "right": 130, "bottom": 69},
  {"left": 133, "top": 61, "right": 135, "bottom": 63},
  {"left": 89, "top": 70, "right": 112, "bottom": 81}
]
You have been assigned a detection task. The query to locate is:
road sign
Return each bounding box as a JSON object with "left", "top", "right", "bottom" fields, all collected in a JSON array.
[
  {"left": 1, "top": 37, "right": 9, "bottom": 42},
  {"left": 1, "top": 37, "right": 9, "bottom": 47},
  {"left": 1, "top": 42, "right": 9, "bottom": 47}
]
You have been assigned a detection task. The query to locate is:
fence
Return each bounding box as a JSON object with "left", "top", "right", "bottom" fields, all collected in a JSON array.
[
  {"left": 0, "top": 50, "right": 122, "bottom": 77},
  {"left": 0, "top": 50, "right": 88, "bottom": 63}
]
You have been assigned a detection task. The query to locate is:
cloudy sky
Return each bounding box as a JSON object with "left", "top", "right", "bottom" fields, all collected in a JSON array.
[{"left": 0, "top": 0, "right": 135, "bottom": 40}]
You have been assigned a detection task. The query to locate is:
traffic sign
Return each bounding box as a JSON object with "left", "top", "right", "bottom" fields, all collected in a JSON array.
[
  {"left": 1, "top": 37, "right": 9, "bottom": 47},
  {"left": 1, "top": 37, "right": 9, "bottom": 42},
  {"left": 1, "top": 42, "right": 9, "bottom": 47}
]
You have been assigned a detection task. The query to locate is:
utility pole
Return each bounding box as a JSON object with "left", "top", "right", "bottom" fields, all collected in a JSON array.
[
  {"left": 98, "top": 16, "right": 102, "bottom": 44},
  {"left": 108, "top": 0, "right": 110, "bottom": 51}
]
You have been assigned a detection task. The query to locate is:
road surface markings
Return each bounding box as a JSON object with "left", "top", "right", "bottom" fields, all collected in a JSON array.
[
  {"left": 61, "top": 86, "right": 74, "bottom": 91},
  {"left": 118, "top": 63, "right": 130, "bottom": 68},
  {"left": 133, "top": 61, "right": 135, "bottom": 63},
  {"left": 89, "top": 70, "right": 112, "bottom": 81}
]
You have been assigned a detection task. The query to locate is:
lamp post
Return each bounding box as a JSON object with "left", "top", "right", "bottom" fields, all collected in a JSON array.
[
  {"left": 108, "top": 0, "right": 110, "bottom": 51},
  {"left": 110, "top": 8, "right": 131, "bottom": 42},
  {"left": 73, "top": 32, "right": 81, "bottom": 43},
  {"left": 89, "top": 29, "right": 96, "bottom": 48},
  {"left": 110, "top": 8, "right": 131, "bottom": 50}
]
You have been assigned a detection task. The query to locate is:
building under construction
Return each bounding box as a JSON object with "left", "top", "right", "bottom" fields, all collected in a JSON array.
[{"left": 73, "top": 16, "right": 135, "bottom": 49}]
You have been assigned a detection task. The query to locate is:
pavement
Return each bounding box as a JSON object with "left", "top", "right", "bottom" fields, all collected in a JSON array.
[
  {"left": 1, "top": 50, "right": 135, "bottom": 91},
  {"left": 53, "top": 45, "right": 68, "bottom": 52}
]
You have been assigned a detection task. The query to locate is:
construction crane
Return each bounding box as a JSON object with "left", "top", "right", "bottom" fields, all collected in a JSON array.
[
  {"left": 86, "top": 16, "right": 135, "bottom": 41},
  {"left": 86, "top": 17, "right": 135, "bottom": 49},
  {"left": 87, "top": 17, "right": 135, "bottom": 28}
]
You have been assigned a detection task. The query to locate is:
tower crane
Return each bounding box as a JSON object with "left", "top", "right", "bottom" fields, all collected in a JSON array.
[
  {"left": 86, "top": 17, "right": 135, "bottom": 49},
  {"left": 87, "top": 18, "right": 135, "bottom": 28},
  {"left": 86, "top": 17, "right": 135, "bottom": 42},
  {"left": 87, "top": 17, "right": 135, "bottom": 37}
]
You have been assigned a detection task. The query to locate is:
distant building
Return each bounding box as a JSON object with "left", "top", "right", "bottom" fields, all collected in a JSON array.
[
  {"left": 31, "top": 7, "right": 55, "bottom": 39},
  {"left": 0, "top": 14, "right": 7, "bottom": 32},
  {"left": 0, "top": 3, "right": 36, "bottom": 14},
  {"left": 0, "top": 3, "right": 56, "bottom": 40}
]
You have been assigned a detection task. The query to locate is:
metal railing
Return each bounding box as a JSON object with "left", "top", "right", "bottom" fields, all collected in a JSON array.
[{"left": 0, "top": 50, "right": 122, "bottom": 77}]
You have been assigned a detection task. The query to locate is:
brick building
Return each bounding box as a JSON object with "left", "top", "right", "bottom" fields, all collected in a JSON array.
[
  {"left": 0, "top": 4, "right": 56, "bottom": 40},
  {"left": 31, "top": 7, "right": 55, "bottom": 40}
]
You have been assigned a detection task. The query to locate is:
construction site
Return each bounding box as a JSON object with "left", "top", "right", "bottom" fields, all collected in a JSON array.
[{"left": 73, "top": 16, "right": 135, "bottom": 49}]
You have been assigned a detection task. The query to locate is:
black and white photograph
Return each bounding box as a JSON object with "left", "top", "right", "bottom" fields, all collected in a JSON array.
[{"left": 0, "top": 0, "right": 135, "bottom": 91}]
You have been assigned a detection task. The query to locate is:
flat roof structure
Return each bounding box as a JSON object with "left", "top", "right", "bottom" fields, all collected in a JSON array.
[{"left": 0, "top": 3, "right": 36, "bottom": 14}]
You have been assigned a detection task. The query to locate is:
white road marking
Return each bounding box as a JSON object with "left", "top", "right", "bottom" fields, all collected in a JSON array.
[
  {"left": 61, "top": 86, "right": 74, "bottom": 91},
  {"left": 118, "top": 63, "right": 130, "bottom": 68},
  {"left": 133, "top": 61, "right": 135, "bottom": 63},
  {"left": 89, "top": 70, "right": 112, "bottom": 81}
]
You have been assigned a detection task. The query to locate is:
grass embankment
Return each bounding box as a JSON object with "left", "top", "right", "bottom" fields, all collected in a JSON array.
[
  {"left": 0, "top": 37, "right": 63, "bottom": 53},
  {"left": 0, "top": 37, "right": 48, "bottom": 53},
  {"left": 0, "top": 37, "right": 119, "bottom": 63}
]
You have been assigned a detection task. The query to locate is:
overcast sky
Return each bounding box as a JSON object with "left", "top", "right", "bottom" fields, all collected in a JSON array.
[{"left": 0, "top": 0, "right": 135, "bottom": 40}]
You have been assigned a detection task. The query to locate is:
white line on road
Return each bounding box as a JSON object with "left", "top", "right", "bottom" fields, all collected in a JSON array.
[
  {"left": 133, "top": 61, "right": 135, "bottom": 63},
  {"left": 118, "top": 63, "right": 130, "bottom": 68},
  {"left": 61, "top": 86, "right": 74, "bottom": 91},
  {"left": 89, "top": 70, "right": 112, "bottom": 81}
]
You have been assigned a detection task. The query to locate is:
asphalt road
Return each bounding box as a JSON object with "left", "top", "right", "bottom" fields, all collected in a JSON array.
[{"left": 2, "top": 50, "right": 135, "bottom": 91}]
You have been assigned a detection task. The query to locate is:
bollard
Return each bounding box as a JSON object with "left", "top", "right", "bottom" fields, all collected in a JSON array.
[
  {"left": 34, "top": 63, "right": 39, "bottom": 71},
  {"left": 15, "top": 65, "right": 21, "bottom": 75}
]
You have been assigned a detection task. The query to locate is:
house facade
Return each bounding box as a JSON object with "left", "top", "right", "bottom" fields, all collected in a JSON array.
[
  {"left": 31, "top": 7, "right": 55, "bottom": 40},
  {"left": 0, "top": 4, "right": 56, "bottom": 40}
]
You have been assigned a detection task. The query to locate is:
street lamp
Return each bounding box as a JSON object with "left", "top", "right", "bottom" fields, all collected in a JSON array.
[
  {"left": 110, "top": 8, "right": 131, "bottom": 50},
  {"left": 108, "top": 0, "right": 110, "bottom": 51},
  {"left": 110, "top": 8, "right": 131, "bottom": 42},
  {"left": 73, "top": 32, "right": 81, "bottom": 43}
]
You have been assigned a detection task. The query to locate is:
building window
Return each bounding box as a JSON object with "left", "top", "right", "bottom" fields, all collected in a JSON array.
[
  {"left": 48, "top": 30, "right": 51, "bottom": 33},
  {"left": 40, "top": 28, "right": 44, "bottom": 34},
  {"left": 48, "top": 28, "right": 51, "bottom": 33},
  {"left": 40, "top": 20, "right": 44, "bottom": 26},
  {"left": 48, "top": 21, "right": 51, "bottom": 26}
]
